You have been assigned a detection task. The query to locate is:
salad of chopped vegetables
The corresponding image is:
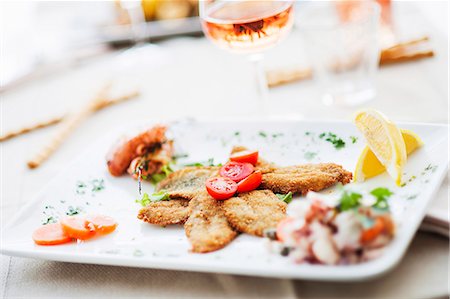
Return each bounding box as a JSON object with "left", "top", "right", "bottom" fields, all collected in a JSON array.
[{"left": 266, "top": 187, "right": 395, "bottom": 265}]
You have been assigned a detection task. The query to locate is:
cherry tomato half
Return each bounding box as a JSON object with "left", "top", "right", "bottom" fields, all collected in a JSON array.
[
  {"left": 206, "top": 177, "right": 238, "bottom": 200},
  {"left": 219, "top": 162, "right": 254, "bottom": 182},
  {"left": 230, "top": 150, "right": 259, "bottom": 166},
  {"left": 237, "top": 171, "right": 262, "bottom": 193}
]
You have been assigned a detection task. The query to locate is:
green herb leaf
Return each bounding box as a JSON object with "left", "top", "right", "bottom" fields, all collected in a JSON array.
[
  {"left": 370, "top": 187, "right": 393, "bottom": 209},
  {"left": 90, "top": 179, "right": 105, "bottom": 192},
  {"left": 319, "top": 132, "right": 346, "bottom": 149},
  {"left": 136, "top": 193, "right": 151, "bottom": 206},
  {"left": 350, "top": 136, "right": 358, "bottom": 144},
  {"left": 161, "top": 164, "right": 173, "bottom": 176},
  {"left": 258, "top": 131, "right": 268, "bottom": 138},
  {"left": 276, "top": 192, "right": 293, "bottom": 204},
  {"left": 184, "top": 162, "right": 204, "bottom": 167},
  {"left": 42, "top": 216, "right": 58, "bottom": 225},
  {"left": 136, "top": 191, "right": 170, "bottom": 207},
  {"left": 66, "top": 206, "right": 83, "bottom": 216},
  {"left": 184, "top": 158, "right": 221, "bottom": 167},
  {"left": 338, "top": 190, "right": 362, "bottom": 211},
  {"left": 150, "top": 173, "right": 166, "bottom": 184}
]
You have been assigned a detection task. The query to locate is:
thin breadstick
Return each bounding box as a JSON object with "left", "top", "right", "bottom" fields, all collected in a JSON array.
[
  {"left": 26, "top": 84, "right": 137, "bottom": 169},
  {"left": 267, "top": 37, "right": 433, "bottom": 87},
  {"left": 380, "top": 50, "right": 434, "bottom": 65},
  {"left": 1, "top": 90, "right": 139, "bottom": 143},
  {"left": 383, "top": 36, "right": 429, "bottom": 52},
  {"left": 0, "top": 117, "right": 64, "bottom": 142}
]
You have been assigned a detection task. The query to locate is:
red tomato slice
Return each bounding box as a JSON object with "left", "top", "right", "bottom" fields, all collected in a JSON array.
[
  {"left": 276, "top": 217, "right": 295, "bottom": 242},
  {"left": 237, "top": 171, "right": 262, "bottom": 193},
  {"left": 219, "top": 162, "right": 254, "bottom": 182},
  {"left": 205, "top": 177, "right": 238, "bottom": 200},
  {"left": 230, "top": 150, "right": 259, "bottom": 165}
]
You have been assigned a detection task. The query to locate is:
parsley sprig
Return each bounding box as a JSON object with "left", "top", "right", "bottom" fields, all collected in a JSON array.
[
  {"left": 370, "top": 187, "right": 392, "bottom": 210},
  {"left": 337, "top": 187, "right": 393, "bottom": 212},
  {"left": 337, "top": 190, "right": 362, "bottom": 211},
  {"left": 276, "top": 192, "right": 293, "bottom": 204}
]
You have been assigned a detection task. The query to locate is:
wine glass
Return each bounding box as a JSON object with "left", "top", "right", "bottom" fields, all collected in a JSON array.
[{"left": 199, "top": 0, "right": 295, "bottom": 114}]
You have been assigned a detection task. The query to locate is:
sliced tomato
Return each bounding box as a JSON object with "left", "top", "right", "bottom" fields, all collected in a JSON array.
[
  {"left": 230, "top": 150, "right": 259, "bottom": 165},
  {"left": 61, "top": 216, "right": 96, "bottom": 240},
  {"left": 276, "top": 217, "right": 295, "bottom": 242},
  {"left": 219, "top": 162, "right": 254, "bottom": 182},
  {"left": 86, "top": 215, "right": 118, "bottom": 235},
  {"left": 237, "top": 171, "right": 262, "bottom": 193},
  {"left": 205, "top": 177, "right": 238, "bottom": 200},
  {"left": 32, "top": 223, "right": 72, "bottom": 246}
]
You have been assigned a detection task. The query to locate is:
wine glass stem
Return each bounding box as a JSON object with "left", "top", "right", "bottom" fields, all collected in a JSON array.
[{"left": 249, "top": 53, "right": 269, "bottom": 115}]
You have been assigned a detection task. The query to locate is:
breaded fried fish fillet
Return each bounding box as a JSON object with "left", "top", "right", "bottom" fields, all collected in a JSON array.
[
  {"left": 223, "top": 190, "right": 287, "bottom": 237},
  {"left": 261, "top": 163, "right": 352, "bottom": 195},
  {"left": 156, "top": 166, "right": 219, "bottom": 200},
  {"left": 184, "top": 191, "right": 237, "bottom": 253},
  {"left": 137, "top": 199, "right": 190, "bottom": 226}
]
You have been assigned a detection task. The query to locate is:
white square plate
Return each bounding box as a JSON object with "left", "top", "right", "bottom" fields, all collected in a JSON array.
[{"left": 1, "top": 119, "right": 448, "bottom": 281}]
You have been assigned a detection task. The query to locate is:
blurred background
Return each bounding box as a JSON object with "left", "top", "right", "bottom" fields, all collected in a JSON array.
[
  {"left": 1, "top": 1, "right": 448, "bottom": 102},
  {"left": 0, "top": 0, "right": 448, "bottom": 134}
]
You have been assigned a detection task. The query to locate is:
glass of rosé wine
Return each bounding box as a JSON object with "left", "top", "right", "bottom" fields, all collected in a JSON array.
[{"left": 199, "top": 0, "right": 295, "bottom": 113}]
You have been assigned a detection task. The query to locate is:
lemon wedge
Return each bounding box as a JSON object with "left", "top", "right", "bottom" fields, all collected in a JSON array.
[
  {"left": 354, "top": 109, "right": 407, "bottom": 186},
  {"left": 354, "top": 129, "right": 424, "bottom": 182}
]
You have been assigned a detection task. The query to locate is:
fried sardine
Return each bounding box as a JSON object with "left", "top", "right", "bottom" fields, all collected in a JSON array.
[
  {"left": 223, "top": 190, "right": 287, "bottom": 236},
  {"left": 260, "top": 163, "right": 352, "bottom": 195},
  {"left": 184, "top": 191, "right": 237, "bottom": 253},
  {"left": 156, "top": 166, "right": 219, "bottom": 200},
  {"left": 137, "top": 199, "right": 190, "bottom": 226}
]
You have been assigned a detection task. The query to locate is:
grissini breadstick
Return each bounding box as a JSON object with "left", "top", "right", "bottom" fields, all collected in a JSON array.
[
  {"left": 26, "top": 84, "right": 138, "bottom": 169},
  {"left": 0, "top": 117, "right": 63, "bottom": 142},
  {"left": 1, "top": 90, "right": 139, "bottom": 143},
  {"left": 267, "top": 37, "right": 433, "bottom": 88}
]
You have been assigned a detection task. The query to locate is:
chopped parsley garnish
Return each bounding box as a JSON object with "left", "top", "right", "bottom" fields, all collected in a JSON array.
[
  {"left": 319, "top": 132, "right": 346, "bottom": 149},
  {"left": 66, "top": 206, "right": 83, "bottom": 216},
  {"left": 258, "top": 131, "right": 268, "bottom": 138},
  {"left": 350, "top": 136, "right": 358, "bottom": 144},
  {"left": 272, "top": 133, "right": 284, "bottom": 138},
  {"left": 136, "top": 191, "right": 170, "bottom": 206},
  {"left": 75, "top": 181, "right": 87, "bottom": 195},
  {"left": 276, "top": 192, "right": 293, "bottom": 204},
  {"left": 42, "top": 216, "right": 57, "bottom": 225},
  {"left": 234, "top": 131, "right": 241, "bottom": 136},
  {"left": 76, "top": 178, "right": 105, "bottom": 195},
  {"left": 424, "top": 164, "right": 438, "bottom": 173},
  {"left": 370, "top": 187, "right": 392, "bottom": 209},
  {"left": 42, "top": 205, "right": 58, "bottom": 225},
  {"left": 304, "top": 151, "right": 318, "bottom": 161},
  {"left": 337, "top": 190, "right": 362, "bottom": 211},
  {"left": 91, "top": 179, "right": 105, "bottom": 192}
]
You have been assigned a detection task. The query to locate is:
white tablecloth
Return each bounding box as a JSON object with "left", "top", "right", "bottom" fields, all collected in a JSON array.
[{"left": 1, "top": 2, "right": 449, "bottom": 298}]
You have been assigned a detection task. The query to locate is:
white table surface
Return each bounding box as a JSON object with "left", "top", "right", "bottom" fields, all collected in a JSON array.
[{"left": 1, "top": 2, "right": 449, "bottom": 298}]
